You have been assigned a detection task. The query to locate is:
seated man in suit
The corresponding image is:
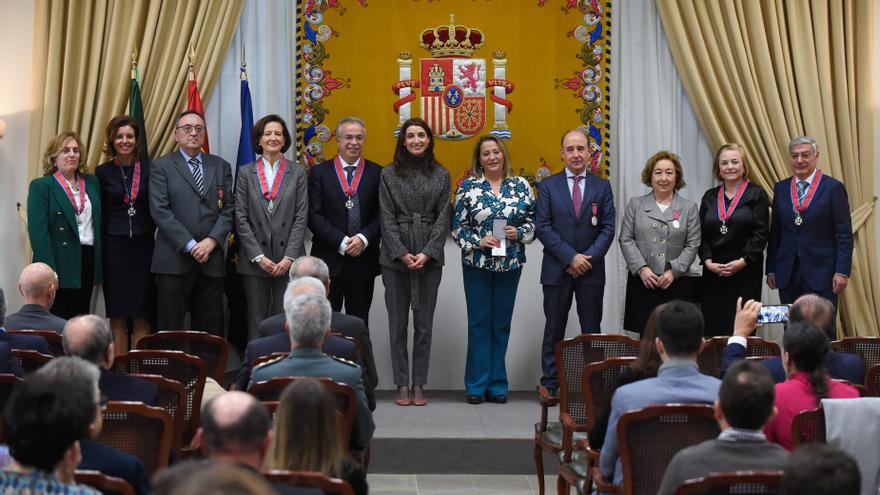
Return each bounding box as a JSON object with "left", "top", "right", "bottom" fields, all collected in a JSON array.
[
  {"left": 0, "top": 342, "right": 24, "bottom": 377},
  {"left": 783, "top": 444, "right": 861, "bottom": 495},
  {"left": 723, "top": 294, "right": 864, "bottom": 384},
  {"left": 234, "top": 276, "right": 357, "bottom": 392},
  {"left": 599, "top": 301, "right": 721, "bottom": 488},
  {"left": 258, "top": 256, "right": 377, "bottom": 408},
  {"left": 4, "top": 262, "right": 68, "bottom": 333},
  {"left": 0, "top": 288, "right": 52, "bottom": 355},
  {"left": 658, "top": 360, "right": 789, "bottom": 495},
  {"left": 251, "top": 292, "right": 374, "bottom": 452},
  {"left": 62, "top": 314, "right": 158, "bottom": 406}
]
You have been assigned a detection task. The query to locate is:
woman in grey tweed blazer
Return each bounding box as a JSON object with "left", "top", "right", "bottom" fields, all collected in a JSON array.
[{"left": 379, "top": 118, "right": 452, "bottom": 406}]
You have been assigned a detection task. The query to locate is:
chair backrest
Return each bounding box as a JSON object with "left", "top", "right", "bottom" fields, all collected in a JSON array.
[
  {"left": 672, "top": 471, "right": 784, "bottom": 495},
  {"left": 698, "top": 337, "right": 781, "bottom": 378},
  {"left": 7, "top": 329, "right": 64, "bottom": 356},
  {"left": 137, "top": 330, "right": 229, "bottom": 382},
  {"left": 790, "top": 407, "right": 825, "bottom": 448},
  {"left": 618, "top": 404, "right": 721, "bottom": 495},
  {"left": 249, "top": 377, "right": 356, "bottom": 450},
  {"left": 555, "top": 334, "right": 640, "bottom": 424},
  {"left": 97, "top": 401, "right": 173, "bottom": 475},
  {"left": 263, "top": 470, "right": 354, "bottom": 495},
  {"left": 581, "top": 357, "right": 637, "bottom": 434},
  {"left": 832, "top": 336, "right": 880, "bottom": 371},
  {"left": 111, "top": 349, "right": 207, "bottom": 446},
  {"left": 252, "top": 351, "right": 289, "bottom": 369},
  {"left": 129, "top": 373, "right": 186, "bottom": 451},
  {"left": 74, "top": 470, "right": 136, "bottom": 495},
  {"left": 11, "top": 349, "right": 52, "bottom": 373},
  {"left": 867, "top": 363, "right": 880, "bottom": 397},
  {"left": 0, "top": 373, "right": 22, "bottom": 443}
]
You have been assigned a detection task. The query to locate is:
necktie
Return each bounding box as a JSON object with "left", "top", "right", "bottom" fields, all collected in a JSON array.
[
  {"left": 797, "top": 180, "right": 808, "bottom": 203},
  {"left": 190, "top": 158, "right": 204, "bottom": 195},
  {"left": 345, "top": 165, "right": 355, "bottom": 184},
  {"left": 571, "top": 175, "right": 583, "bottom": 218}
]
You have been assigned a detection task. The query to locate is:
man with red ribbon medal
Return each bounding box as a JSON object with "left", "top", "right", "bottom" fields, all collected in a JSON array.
[{"left": 766, "top": 136, "right": 853, "bottom": 307}]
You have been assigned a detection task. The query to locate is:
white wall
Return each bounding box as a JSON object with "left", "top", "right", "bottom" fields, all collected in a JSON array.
[{"left": 0, "top": 0, "right": 35, "bottom": 314}]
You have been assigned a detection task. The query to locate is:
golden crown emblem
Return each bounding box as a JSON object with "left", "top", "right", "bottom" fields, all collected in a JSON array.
[{"left": 419, "top": 14, "right": 484, "bottom": 58}]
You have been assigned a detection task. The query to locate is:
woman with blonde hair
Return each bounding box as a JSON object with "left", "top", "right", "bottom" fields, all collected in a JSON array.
[{"left": 267, "top": 378, "right": 367, "bottom": 495}]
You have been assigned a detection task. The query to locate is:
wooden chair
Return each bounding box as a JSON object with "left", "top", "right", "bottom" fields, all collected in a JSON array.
[
  {"left": 7, "top": 329, "right": 64, "bottom": 356},
  {"left": 534, "top": 334, "right": 640, "bottom": 495},
  {"left": 263, "top": 470, "right": 354, "bottom": 495},
  {"left": 866, "top": 363, "right": 880, "bottom": 396},
  {"left": 137, "top": 330, "right": 229, "bottom": 382},
  {"left": 111, "top": 350, "right": 207, "bottom": 446},
  {"left": 129, "top": 373, "right": 186, "bottom": 451},
  {"left": 672, "top": 471, "right": 784, "bottom": 495},
  {"left": 558, "top": 357, "right": 636, "bottom": 494},
  {"left": 249, "top": 377, "right": 356, "bottom": 451},
  {"left": 74, "top": 470, "right": 136, "bottom": 495},
  {"left": 832, "top": 336, "right": 880, "bottom": 375},
  {"left": 97, "top": 401, "right": 173, "bottom": 475},
  {"left": 0, "top": 373, "right": 22, "bottom": 443},
  {"left": 790, "top": 407, "right": 825, "bottom": 448},
  {"left": 592, "top": 404, "right": 720, "bottom": 495},
  {"left": 698, "top": 337, "right": 780, "bottom": 378},
  {"left": 11, "top": 349, "right": 52, "bottom": 373}
]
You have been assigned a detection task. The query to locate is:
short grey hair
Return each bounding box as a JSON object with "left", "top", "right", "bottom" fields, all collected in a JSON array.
[
  {"left": 0, "top": 288, "right": 6, "bottom": 326},
  {"left": 288, "top": 256, "right": 330, "bottom": 284},
  {"left": 286, "top": 277, "right": 325, "bottom": 298},
  {"left": 38, "top": 356, "right": 101, "bottom": 392},
  {"left": 284, "top": 293, "right": 331, "bottom": 347},
  {"left": 788, "top": 136, "right": 818, "bottom": 154},
  {"left": 63, "top": 314, "right": 113, "bottom": 364},
  {"left": 335, "top": 117, "right": 367, "bottom": 139}
]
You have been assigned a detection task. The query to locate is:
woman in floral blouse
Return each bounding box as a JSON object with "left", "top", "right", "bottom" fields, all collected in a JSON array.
[{"left": 452, "top": 135, "right": 535, "bottom": 404}]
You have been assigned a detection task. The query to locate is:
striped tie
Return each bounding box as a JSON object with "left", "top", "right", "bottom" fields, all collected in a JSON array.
[{"left": 189, "top": 158, "right": 204, "bottom": 194}]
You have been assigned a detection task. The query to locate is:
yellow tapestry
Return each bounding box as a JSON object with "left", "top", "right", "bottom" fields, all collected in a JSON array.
[{"left": 295, "top": 0, "right": 612, "bottom": 187}]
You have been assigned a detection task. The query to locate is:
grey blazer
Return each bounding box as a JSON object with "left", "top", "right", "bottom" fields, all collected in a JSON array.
[
  {"left": 234, "top": 159, "right": 308, "bottom": 277},
  {"left": 150, "top": 151, "right": 234, "bottom": 277},
  {"left": 618, "top": 192, "right": 700, "bottom": 277}
]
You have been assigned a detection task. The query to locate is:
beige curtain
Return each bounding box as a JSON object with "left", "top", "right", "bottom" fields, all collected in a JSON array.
[
  {"left": 28, "top": 0, "right": 244, "bottom": 179},
  {"left": 656, "top": 0, "right": 878, "bottom": 337}
]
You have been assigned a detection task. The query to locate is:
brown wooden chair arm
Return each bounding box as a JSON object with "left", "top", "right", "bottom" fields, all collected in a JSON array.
[
  {"left": 537, "top": 385, "right": 559, "bottom": 406},
  {"left": 560, "top": 413, "right": 591, "bottom": 433},
  {"left": 577, "top": 437, "right": 591, "bottom": 452},
  {"left": 591, "top": 466, "right": 621, "bottom": 494}
]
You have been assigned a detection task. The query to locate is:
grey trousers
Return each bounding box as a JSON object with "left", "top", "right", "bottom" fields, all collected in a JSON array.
[
  {"left": 242, "top": 274, "right": 287, "bottom": 342},
  {"left": 382, "top": 266, "right": 442, "bottom": 386}
]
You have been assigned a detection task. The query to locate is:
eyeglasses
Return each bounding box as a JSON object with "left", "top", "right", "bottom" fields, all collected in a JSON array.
[
  {"left": 790, "top": 152, "right": 815, "bottom": 160},
  {"left": 98, "top": 394, "right": 109, "bottom": 410},
  {"left": 176, "top": 125, "right": 207, "bottom": 134},
  {"left": 340, "top": 135, "right": 365, "bottom": 143}
]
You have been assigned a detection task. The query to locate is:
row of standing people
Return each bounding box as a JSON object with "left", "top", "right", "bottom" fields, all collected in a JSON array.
[{"left": 27, "top": 111, "right": 853, "bottom": 403}]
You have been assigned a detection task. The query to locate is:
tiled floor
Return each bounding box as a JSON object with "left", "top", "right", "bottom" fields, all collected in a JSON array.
[{"left": 368, "top": 474, "right": 554, "bottom": 495}]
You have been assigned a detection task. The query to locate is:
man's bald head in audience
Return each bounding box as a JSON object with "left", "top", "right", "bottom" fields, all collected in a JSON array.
[
  {"left": 63, "top": 314, "right": 114, "bottom": 368},
  {"left": 199, "top": 391, "right": 272, "bottom": 469},
  {"left": 288, "top": 256, "right": 330, "bottom": 292},
  {"left": 18, "top": 262, "right": 58, "bottom": 307},
  {"left": 790, "top": 294, "right": 836, "bottom": 340}
]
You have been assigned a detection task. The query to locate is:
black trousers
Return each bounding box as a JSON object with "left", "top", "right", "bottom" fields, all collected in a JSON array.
[
  {"left": 52, "top": 245, "right": 95, "bottom": 319},
  {"left": 540, "top": 279, "right": 604, "bottom": 388},
  {"left": 156, "top": 271, "right": 224, "bottom": 335},
  {"left": 328, "top": 263, "right": 377, "bottom": 328}
]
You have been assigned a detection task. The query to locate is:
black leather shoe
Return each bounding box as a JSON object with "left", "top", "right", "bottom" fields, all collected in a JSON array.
[
  {"left": 490, "top": 395, "right": 508, "bottom": 404},
  {"left": 467, "top": 395, "right": 483, "bottom": 404}
]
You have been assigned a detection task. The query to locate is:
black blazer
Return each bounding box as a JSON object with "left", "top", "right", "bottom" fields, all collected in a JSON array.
[
  {"left": 80, "top": 439, "right": 149, "bottom": 495},
  {"left": 308, "top": 157, "right": 382, "bottom": 278},
  {"left": 4, "top": 304, "right": 67, "bottom": 333},
  {"left": 95, "top": 159, "right": 155, "bottom": 237},
  {"left": 698, "top": 182, "right": 769, "bottom": 265},
  {"left": 99, "top": 367, "right": 159, "bottom": 406},
  {"left": 0, "top": 328, "right": 52, "bottom": 355},
  {"left": 722, "top": 343, "right": 865, "bottom": 385},
  {"left": 0, "top": 342, "right": 25, "bottom": 377}
]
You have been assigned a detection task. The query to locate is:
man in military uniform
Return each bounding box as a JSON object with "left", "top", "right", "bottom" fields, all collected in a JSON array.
[{"left": 250, "top": 292, "right": 374, "bottom": 452}]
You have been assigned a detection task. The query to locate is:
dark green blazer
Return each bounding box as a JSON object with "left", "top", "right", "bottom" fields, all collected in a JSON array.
[{"left": 27, "top": 173, "right": 102, "bottom": 289}]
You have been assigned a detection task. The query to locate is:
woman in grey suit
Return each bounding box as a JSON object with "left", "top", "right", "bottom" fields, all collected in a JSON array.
[
  {"left": 234, "top": 115, "right": 308, "bottom": 341},
  {"left": 618, "top": 151, "right": 701, "bottom": 334}
]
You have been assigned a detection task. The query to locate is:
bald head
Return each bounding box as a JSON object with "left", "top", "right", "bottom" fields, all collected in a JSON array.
[
  {"left": 200, "top": 391, "right": 270, "bottom": 460},
  {"left": 62, "top": 315, "right": 113, "bottom": 368},
  {"left": 288, "top": 256, "right": 330, "bottom": 289},
  {"left": 19, "top": 263, "right": 58, "bottom": 306},
  {"left": 790, "top": 294, "right": 836, "bottom": 339}
]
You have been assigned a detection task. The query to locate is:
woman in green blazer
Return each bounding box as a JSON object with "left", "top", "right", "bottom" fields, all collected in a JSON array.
[{"left": 27, "top": 131, "right": 102, "bottom": 319}]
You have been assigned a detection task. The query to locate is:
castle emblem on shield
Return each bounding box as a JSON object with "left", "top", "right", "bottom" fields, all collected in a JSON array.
[{"left": 393, "top": 14, "right": 514, "bottom": 141}]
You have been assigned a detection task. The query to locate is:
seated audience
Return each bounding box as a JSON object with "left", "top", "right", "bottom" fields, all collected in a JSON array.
[
  {"left": 4, "top": 263, "right": 68, "bottom": 333},
  {"left": 173, "top": 463, "right": 277, "bottom": 495},
  {"left": 782, "top": 444, "right": 861, "bottom": 495},
  {"left": 234, "top": 277, "right": 357, "bottom": 391},
  {"left": 599, "top": 300, "right": 720, "bottom": 488},
  {"left": 266, "top": 378, "right": 367, "bottom": 495},
  {"left": 0, "top": 342, "right": 24, "bottom": 377},
  {"left": 0, "top": 288, "right": 52, "bottom": 355},
  {"left": 257, "top": 256, "right": 377, "bottom": 409},
  {"left": 658, "top": 360, "right": 788, "bottom": 495},
  {"left": 764, "top": 321, "right": 859, "bottom": 450},
  {"left": 250, "top": 292, "right": 374, "bottom": 452},
  {"left": 588, "top": 303, "right": 663, "bottom": 448},
  {"left": 723, "top": 294, "right": 864, "bottom": 383},
  {"left": 1, "top": 358, "right": 98, "bottom": 494},
  {"left": 62, "top": 314, "right": 158, "bottom": 406}
]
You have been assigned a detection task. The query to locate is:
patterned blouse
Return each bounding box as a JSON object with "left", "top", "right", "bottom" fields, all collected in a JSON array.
[
  {"left": 452, "top": 175, "right": 536, "bottom": 272},
  {"left": 0, "top": 470, "right": 100, "bottom": 495}
]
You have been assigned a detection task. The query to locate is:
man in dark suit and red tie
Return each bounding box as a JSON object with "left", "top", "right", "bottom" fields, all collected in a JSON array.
[
  {"left": 150, "top": 110, "right": 234, "bottom": 335},
  {"left": 308, "top": 117, "right": 382, "bottom": 327},
  {"left": 536, "top": 129, "right": 616, "bottom": 395},
  {"left": 766, "top": 136, "right": 853, "bottom": 308}
]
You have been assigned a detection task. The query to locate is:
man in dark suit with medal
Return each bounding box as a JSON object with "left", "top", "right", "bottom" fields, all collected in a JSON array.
[
  {"left": 766, "top": 136, "right": 853, "bottom": 308},
  {"left": 535, "top": 129, "right": 616, "bottom": 394},
  {"left": 308, "top": 117, "right": 382, "bottom": 327},
  {"left": 150, "top": 110, "right": 234, "bottom": 335}
]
